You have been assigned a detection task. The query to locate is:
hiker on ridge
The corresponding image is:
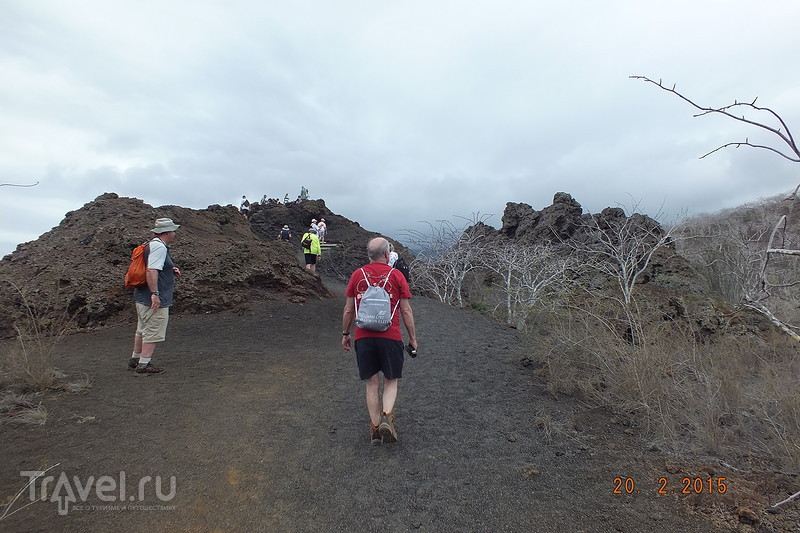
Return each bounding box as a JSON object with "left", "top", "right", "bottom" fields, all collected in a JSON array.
[
  {"left": 317, "top": 218, "right": 327, "bottom": 243},
  {"left": 301, "top": 227, "right": 321, "bottom": 273}
]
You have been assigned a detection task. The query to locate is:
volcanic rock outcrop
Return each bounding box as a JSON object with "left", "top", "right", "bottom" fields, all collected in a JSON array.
[{"left": 0, "top": 194, "right": 335, "bottom": 338}]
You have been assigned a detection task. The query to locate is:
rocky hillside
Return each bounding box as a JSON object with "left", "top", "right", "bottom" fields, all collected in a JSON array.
[
  {"left": 0, "top": 194, "right": 339, "bottom": 338},
  {"left": 246, "top": 199, "right": 411, "bottom": 280},
  {"left": 0, "top": 190, "right": 768, "bottom": 342},
  {"left": 465, "top": 192, "right": 770, "bottom": 339},
  {"left": 0, "top": 194, "right": 415, "bottom": 340},
  {"left": 498, "top": 192, "right": 695, "bottom": 286}
]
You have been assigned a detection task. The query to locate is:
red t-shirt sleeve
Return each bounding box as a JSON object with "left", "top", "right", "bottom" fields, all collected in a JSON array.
[{"left": 345, "top": 270, "right": 360, "bottom": 298}]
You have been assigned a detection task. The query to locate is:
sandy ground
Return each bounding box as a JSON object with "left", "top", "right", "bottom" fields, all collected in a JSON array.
[{"left": 1, "top": 281, "right": 795, "bottom": 532}]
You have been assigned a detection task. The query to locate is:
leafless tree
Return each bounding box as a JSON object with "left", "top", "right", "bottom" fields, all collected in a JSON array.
[
  {"left": 480, "top": 240, "right": 574, "bottom": 327},
  {"left": 568, "top": 205, "right": 676, "bottom": 344},
  {"left": 584, "top": 210, "right": 675, "bottom": 307},
  {"left": 401, "top": 215, "right": 492, "bottom": 307}
]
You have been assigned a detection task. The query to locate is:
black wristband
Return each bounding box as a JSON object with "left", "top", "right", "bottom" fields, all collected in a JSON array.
[
  {"left": 152, "top": 291, "right": 160, "bottom": 296},
  {"left": 342, "top": 332, "right": 350, "bottom": 336}
]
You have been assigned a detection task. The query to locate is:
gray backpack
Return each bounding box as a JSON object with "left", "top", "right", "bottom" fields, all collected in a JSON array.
[{"left": 355, "top": 268, "right": 398, "bottom": 331}]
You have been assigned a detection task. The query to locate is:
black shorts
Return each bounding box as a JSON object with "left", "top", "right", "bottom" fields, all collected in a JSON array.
[
  {"left": 355, "top": 337, "right": 404, "bottom": 380},
  {"left": 304, "top": 253, "right": 317, "bottom": 265}
]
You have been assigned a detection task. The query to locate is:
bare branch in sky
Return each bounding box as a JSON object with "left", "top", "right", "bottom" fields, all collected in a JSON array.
[{"left": 0, "top": 181, "right": 39, "bottom": 187}]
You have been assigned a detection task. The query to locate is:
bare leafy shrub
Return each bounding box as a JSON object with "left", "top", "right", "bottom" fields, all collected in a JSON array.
[
  {"left": 538, "top": 302, "right": 800, "bottom": 470},
  {"left": 678, "top": 196, "right": 800, "bottom": 334},
  {"left": 749, "top": 341, "right": 800, "bottom": 467},
  {"left": 2, "top": 337, "right": 57, "bottom": 393},
  {"left": 677, "top": 205, "right": 773, "bottom": 303},
  {"left": 0, "top": 281, "right": 74, "bottom": 393}
]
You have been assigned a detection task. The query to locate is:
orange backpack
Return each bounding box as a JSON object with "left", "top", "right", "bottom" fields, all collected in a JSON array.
[{"left": 124, "top": 243, "right": 149, "bottom": 290}]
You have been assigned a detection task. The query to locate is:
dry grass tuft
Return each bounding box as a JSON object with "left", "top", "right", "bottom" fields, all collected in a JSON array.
[
  {"left": 0, "top": 281, "right": 74, "bottom": 393},
  {"left": 536, "top": 303, "right": 800, "bottom": 471},
  {"left": 2, "top": 340, "right": 57, "bottom": 392},
  {"left": 534, "top": 410, "right": 556, "bottom": 443},
  {"left": 0, "top": 281, "right": 88, "bottom": 428},
  {"left": 67, "top": 374, "right": 93, "bottom": 393},
  {"left": 49, "top": 373, "right": 93, "bottom": 393},
  {"left": 0, "top": 392, "right": 48, "bottom": 425}
]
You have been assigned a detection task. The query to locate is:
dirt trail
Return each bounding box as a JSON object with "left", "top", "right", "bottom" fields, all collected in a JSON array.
[{"left": 0, "top": 282, "right": 747, "bottom": 532}]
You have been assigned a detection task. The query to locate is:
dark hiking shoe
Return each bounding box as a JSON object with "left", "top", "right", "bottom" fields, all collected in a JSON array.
[
  {"left": 370, "top": 423, "right": 382, "bottom": 446},
  {"left": 378, "top": 412, "right": 398, "bottom": 443},
  {"left": 127, "top": 358, "right": 140, "bottom": 370},
  {"left": 134, "top": 363, "right": 164, "bottom": 376}
]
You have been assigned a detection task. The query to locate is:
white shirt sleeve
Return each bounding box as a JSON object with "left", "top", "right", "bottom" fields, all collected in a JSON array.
[{"left": 147, "top": 240, "right": 168, "bottom": 270}]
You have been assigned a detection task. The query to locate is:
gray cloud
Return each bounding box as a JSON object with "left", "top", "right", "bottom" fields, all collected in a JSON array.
[{"left": 2, "top": 1, "right": 800, "bottom": 255}]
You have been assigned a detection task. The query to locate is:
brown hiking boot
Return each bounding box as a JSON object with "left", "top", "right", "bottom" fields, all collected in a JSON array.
[
  {"left": 370, "top": 422, "right": 382, "bottom": 446},
  {"left": 378, "top": 412, "right": 398, "bottom": 443},
  {"left": 134, "top": 363, "right": 164, "bottom": 376},
  {"left": 127, "top": 358, "right": 140, "bottom": 370}
]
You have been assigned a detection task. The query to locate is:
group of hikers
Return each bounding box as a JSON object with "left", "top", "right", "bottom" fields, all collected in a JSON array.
[
  {"left": 128, "top": 216, "right": 417, "bottom": 446},
  {"left": 278, "top": 218, "right": 328, "bottom": 273},
  {"left": 239, "top": 186, "right": 311, "bottom": 217}
]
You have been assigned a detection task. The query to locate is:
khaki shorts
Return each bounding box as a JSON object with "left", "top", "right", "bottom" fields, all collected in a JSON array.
[{"left": 135, "top": 303, "right": 170, "bottom": 343}]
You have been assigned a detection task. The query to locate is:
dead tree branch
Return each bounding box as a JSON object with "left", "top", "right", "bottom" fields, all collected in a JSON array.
[
  {"left": 630, "top": 76, "right": 800, "bottom": 162},
  {"left": 769, "top": 489, "right": 800, "bottom": 513},
  {"left": 636, "top": 74, "right": 800, "bottom": 341},
  {"left": 0, "top": 181, "right": 39, "bottom": 187},
  {"left": 743, "top": 298, "right": 800, "bottom": 342}
]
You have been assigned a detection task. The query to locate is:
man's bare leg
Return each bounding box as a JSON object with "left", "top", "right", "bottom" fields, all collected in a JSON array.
[{"left": 365, "top": 374, "right": 381, "bottom": 426}]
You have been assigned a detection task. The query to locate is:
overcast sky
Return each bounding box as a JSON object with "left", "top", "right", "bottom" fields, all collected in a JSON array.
[{"left": 2, "top": 1, "right": 800, "bottom": 256}]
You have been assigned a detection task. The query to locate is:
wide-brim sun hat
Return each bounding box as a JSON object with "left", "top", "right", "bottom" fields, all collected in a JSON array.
[
  {"left": 311, "top": 219, "right": 317, "bottom": 223},
  {"left": 152, "top": 218, "right": 180, "bottom": 233},
  {"left": 282, "top": 225, "right": 289, "bottom": 230}
]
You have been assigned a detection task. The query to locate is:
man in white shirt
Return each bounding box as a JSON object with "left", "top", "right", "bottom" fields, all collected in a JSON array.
[{"left": 129, "top": 218, "right": 182, "bottom": 375}]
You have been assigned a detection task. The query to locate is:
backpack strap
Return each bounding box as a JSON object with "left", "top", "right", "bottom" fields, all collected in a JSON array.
[
  {"left": 360, "top": 267, "right": 395, "bottom": 288},
  {"left": 356, "top": 267, "right": 401, "bottom": 322},
  {"left": 354, "top": 268, "right": 369, "bottom": 315},
  {"left": 381, "top": 268, "right": 395, "bottom": 288},
  {"left": 383, "top": 268, "right": 400, "bottom": 320}
]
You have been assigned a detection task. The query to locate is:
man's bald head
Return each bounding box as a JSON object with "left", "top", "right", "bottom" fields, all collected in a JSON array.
[{"left": 367, "top": 237, "right": 390, "bottom": 263}]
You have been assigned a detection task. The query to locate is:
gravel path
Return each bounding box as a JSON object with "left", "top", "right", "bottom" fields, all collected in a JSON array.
[{"left": 1, "top": 283, "right": 726, "bottom": 532}]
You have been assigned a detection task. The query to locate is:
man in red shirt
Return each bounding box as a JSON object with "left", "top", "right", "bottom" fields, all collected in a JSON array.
[{"left": 342, "top": 237, "right": 418, "bottom": 445}]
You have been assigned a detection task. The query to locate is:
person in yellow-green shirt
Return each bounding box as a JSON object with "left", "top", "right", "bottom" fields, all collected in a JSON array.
[{"left": 301, "top": 228, "right": 321, "bottom": 273}]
